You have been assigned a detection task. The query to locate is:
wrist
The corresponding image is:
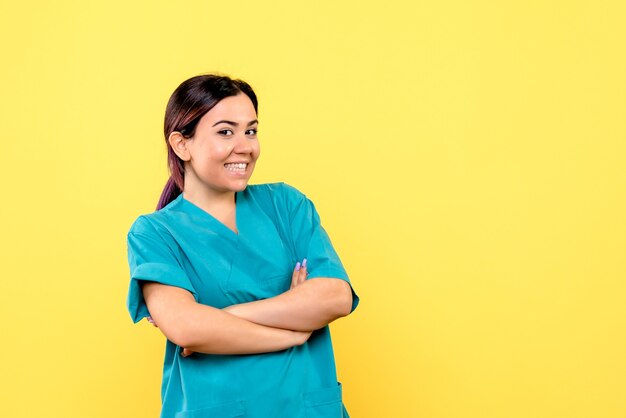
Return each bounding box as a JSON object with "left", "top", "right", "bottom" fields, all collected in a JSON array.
[
  {"left": 224, "top": 302, "right": 257, "bottom": 322},
  {"left": 223, "top": 304, "right": 243, "bottom": 316}
]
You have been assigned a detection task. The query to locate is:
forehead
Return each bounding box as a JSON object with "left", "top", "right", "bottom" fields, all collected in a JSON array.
[{"left": 202, "top": 94, "right": 257, "bottom": 123}]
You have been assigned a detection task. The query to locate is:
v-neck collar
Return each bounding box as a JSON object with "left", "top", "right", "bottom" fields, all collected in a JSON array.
[{"left": 177, "top": 191, "right": 244, "bottom": 240}]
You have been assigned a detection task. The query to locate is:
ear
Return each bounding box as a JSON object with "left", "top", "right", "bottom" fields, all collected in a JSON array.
[{"left": 168, "top": 132, "right": 191, "bottom": 161}]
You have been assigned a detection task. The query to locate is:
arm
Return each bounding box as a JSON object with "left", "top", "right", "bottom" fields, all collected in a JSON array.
[
  {"left": 224, "top": 262, "right": 354, "bottom": 331},
  {"left": 142, "top": 282, "right": 311, "bottom": 355}
]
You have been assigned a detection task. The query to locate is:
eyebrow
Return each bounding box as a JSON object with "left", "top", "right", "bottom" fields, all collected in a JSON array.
[{"left": 212, "top": 119, "right": 258, "bottom": 127}]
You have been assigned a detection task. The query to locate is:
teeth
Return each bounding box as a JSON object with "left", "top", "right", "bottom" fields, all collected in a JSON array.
[{"left": 225, "top": 163, "right": 248, "bottom": 171}]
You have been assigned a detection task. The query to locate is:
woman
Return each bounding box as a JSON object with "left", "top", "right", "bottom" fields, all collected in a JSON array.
[{"left": 126, "top": 74, "right": 359, "bottom": 418}]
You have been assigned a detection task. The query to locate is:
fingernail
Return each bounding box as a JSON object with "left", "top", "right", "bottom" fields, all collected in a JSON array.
[
  {"left": 302, "top": 258, "right": 307, "bottom": 269},
  {"left": 295, "top": 262, "right": 301, "bottom": 271}
]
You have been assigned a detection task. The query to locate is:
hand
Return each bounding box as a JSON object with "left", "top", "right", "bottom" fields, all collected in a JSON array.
[
  {"left": 181, "top": 347, "right": 195, "bottom": 357},
  {"left": 290, "top": 259, "right": 308, "bottom": 290}
]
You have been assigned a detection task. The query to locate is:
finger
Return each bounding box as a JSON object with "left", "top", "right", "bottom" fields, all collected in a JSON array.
[
  {"left": 146, "top": 316, "right": 158, "bottom": 327},
  {"left": 290, "top": 261, "right": 302, "bottom": 289},
  {"left": 181, "top": 348, "right": 194, "bottom": 357},
  {"left": 297, "top": 258, "right": 308, "bottom": 286}
]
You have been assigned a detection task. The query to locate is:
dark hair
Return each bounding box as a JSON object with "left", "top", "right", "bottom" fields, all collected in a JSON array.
[{"left": 157, "top": 74, "right": 258, "bottom": 210}]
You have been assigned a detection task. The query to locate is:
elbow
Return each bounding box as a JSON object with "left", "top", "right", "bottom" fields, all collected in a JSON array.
[
  {"left": 167, "top": 327, "right": 194, "bottom": 349},
  {"left": 337, "top": 291, "right": 353, "bottom": 317},
  {"left": 159, "top": 303, "right": 225, "bottom": 350},
  {"left": 329, "top": 280, "right": 353, "bottom": 318},
  {"left": 155, "top": 319, "right": 191, "bottom": 348},
  {"left": 151, "top": 309, "right": 200, "bottom": 349},
  {"left": 308, "top": 278, "right": 353, "bottom": 319},
  {"left": 142, "top": 283, "right": 201, "bottom": 348}
]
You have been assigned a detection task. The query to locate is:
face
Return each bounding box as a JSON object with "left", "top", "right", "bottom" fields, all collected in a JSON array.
[{"left": 174, "top": 93, "right": 260, "bottom": 197}]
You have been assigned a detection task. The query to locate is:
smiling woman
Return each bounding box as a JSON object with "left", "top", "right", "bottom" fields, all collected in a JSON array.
[
  {"left": 125, "top": 74, "right": 359, "bottom": 418},
  {"left": 167, "top": 93, "right": 260, "bottom": 231}
]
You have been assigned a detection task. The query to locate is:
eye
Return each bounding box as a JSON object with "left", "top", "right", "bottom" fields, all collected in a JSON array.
[
  {"left": 245, "top": 128, "right": 258, "bottom": 136},
  {"left": 218, "top": 129, "right": 234, "bottom": 136}
]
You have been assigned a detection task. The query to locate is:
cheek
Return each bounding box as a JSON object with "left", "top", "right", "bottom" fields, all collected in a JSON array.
[
  {"left": 252, "top": 142, "right": 261, "bottom": 160},
  {"left": 209, "top": 142, "right": 234, "bottom": 157}
]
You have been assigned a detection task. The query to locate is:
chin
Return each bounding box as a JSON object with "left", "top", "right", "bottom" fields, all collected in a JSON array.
[{"left": 229, "top": 179, "right": 251, "bottom": 191}]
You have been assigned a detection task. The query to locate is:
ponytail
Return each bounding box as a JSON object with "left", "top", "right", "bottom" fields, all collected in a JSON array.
[
  {"left": 156, "top": 176, "right": 181, "bottom": 210},
  {"left": 156, "top": 146, "right": 185, "bottom": 210}
]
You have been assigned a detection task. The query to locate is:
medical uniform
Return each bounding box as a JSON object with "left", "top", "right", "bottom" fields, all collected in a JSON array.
[{"left": 126, "top": 182, "right": 359, "bottom": 418}]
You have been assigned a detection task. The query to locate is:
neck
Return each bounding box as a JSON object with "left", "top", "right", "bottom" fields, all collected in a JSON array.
[
  {"left": 182, "top": 186, "right": 239, "bottom": 234},
  {"left": 183, "top": 187, "right": 236, "bottom": 213}
]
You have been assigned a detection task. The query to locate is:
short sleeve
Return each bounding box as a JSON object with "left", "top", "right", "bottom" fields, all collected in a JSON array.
[
  {"left": 282, "top": 184, "right": 360, "bottom": 313},
  {"left": 126, "top": 216, "right": 197, "bottom": 323}
]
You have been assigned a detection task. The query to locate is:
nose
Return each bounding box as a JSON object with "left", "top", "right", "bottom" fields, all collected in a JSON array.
[{"left": 233, "top": 132, "right": 254, "bottom": 154}]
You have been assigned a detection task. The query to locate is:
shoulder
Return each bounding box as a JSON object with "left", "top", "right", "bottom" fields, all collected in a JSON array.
[
  {"left": 127, "top": 195, "right": 184, "bottom": 237},
  {"left": 246, "top": 182, "right": 313, "bottom": 217},
  {"left": 127, "top": 214, "right": 158, "bottom": 237}
]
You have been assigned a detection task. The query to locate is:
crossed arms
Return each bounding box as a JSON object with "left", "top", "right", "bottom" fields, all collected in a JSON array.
[{"left": 142, "top": 261, "right": 354, "bottom": 356}]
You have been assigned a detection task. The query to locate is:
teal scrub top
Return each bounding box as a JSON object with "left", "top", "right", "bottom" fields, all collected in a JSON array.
[{"left": 126, "top": 182, "right": 359, "bottom": 418}]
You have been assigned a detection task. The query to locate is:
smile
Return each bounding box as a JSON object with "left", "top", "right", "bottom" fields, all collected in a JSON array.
[{"left": 224, "top": 163, "right": 248, "bottom": 172}]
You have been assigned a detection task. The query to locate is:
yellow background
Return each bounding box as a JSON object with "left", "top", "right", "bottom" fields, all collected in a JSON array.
[{"left": 1, "top": 1, "right": 625, "bottom": 417}]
